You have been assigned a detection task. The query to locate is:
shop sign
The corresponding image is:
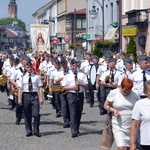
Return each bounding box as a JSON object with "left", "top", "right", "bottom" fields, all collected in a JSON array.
[{"left": 122, "top": 27, "right": 137, "bottom": 36}]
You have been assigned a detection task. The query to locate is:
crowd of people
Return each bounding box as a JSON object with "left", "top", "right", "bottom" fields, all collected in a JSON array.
[{"left": 0, "top": 49, "right": 150, "bottom": 149}]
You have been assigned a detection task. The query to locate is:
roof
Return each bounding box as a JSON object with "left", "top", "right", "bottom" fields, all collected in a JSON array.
[
  {"left": 5, "top": 28, "right": 18, "bottom": 38},
  {"left": 67, "top": 8, "right": 86, "bottom": 15},
  {"left": 2, "top": 24, "right": 26, "bottom": 31},
  {"left": 32, "top": 0, "right": 56, "bottom": 18}
]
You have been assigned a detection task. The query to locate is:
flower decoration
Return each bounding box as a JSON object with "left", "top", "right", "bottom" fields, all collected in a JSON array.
[{"left": 93, "top": 37, "right": 115, "bottom": 48}]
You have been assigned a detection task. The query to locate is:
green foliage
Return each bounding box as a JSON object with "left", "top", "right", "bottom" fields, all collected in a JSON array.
[
  {"left": 69, "top": 44, "right": 75, "bottom": 49},
  {"left": 126, "top": 36, "right": 137, "bottom": 62},
  {"left": 68, "top": 42, "right": 82, "bottom": 50},
  {"left": 92, "top": 47, "right": 103, "bottom": 58},
  {"left": 0, "top": 17, "right": 26, "bottom": 30}
]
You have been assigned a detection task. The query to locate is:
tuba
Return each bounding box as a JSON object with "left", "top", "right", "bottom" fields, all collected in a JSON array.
[{"left": 0, "top": 75, "right": 8, "bottom": 85}]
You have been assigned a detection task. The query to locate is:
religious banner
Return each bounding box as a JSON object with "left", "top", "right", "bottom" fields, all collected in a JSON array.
[{"left": 30, "top": 24, "right": 50, "bottom": 54}]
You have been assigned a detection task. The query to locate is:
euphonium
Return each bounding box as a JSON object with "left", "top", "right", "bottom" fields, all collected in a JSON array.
[{"left": 0, "top": 75, "right": 8, "bottom": 86}]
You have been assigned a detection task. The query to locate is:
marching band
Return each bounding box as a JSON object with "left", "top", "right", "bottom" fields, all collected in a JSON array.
[{"left": 1, "top": 49, "right": 150, "bottom": 139}]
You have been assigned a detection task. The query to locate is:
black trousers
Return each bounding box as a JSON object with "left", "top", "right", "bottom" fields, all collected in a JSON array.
[
  {"left": 22, "top": 92, "right": 40, "bottom": 134},
  {"left": 60, "top": 93, "right": 70, "bottom": 125},
  {"left": 140, "top": 145, "right": 150, "bottom": 150},
  {"left": 88, "top": 81, "right": 96, "bottom": 106},
  {"left": 53, "top": 91, "right": 61, "bottom": 115},
  {"left": 15, "top": 95, "right": 23, "bottom": 122},
  {"left": 77, "top": 92, "right": 84, "bottom": 132},
  {"left": 100, "top": 85, "right": 115, "bottom": 109},
  {"left": 67, "top": 92, "right": 77, "bottom": 134}
]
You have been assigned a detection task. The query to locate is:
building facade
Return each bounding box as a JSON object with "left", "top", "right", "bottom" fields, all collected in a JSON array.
[
  {"left": 121, "top": 0, "right": 150, "bottom": 54},
  {"left": 86, "top": 0, "right": 119, "bottom": 52},
  {"left": 32, "top": 0, "right": 86, "bottom": 51}
]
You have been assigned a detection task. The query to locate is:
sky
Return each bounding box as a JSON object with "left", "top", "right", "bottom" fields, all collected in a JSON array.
[{"left": 0, "top": 0, "right": 50, "bottom": 31}]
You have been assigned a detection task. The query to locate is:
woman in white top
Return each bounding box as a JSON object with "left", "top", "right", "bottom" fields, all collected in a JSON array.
[
  {"left": 130, "top": 80, "right": 150, "bottom": 150},
  {"left": 104, "top": 78, "right": 140, "bottom": 150}
]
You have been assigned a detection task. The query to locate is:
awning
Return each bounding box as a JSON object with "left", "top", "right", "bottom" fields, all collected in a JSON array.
[{"left": 104, "top": 27, "right": 119, "bottom": 41}]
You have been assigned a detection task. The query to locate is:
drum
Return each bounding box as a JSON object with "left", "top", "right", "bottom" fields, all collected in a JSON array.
[{"left": 90, "top": 65, "right": 97, "bottom": 85}]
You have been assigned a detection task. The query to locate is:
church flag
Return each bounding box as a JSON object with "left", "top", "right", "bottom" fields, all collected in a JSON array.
[{"left": 30, "top": 24, "right": 50, "bottom": 54}]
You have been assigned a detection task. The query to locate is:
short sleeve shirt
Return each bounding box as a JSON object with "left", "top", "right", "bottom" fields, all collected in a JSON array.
[{"left": 132, "top": 98, "right": 150, "bottom": 145}]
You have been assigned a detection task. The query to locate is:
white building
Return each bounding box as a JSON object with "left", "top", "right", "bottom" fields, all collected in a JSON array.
[{"left": 86, "top": 0, "right": 119, "bottom": 52}]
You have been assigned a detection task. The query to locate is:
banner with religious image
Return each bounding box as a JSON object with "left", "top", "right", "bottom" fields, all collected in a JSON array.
[{"left": 30, "top": 24, "right": 50, "bottom": 54}]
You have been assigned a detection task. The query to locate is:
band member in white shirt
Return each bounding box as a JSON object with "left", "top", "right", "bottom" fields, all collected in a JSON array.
[
  {"left": 62, "top": 59, "right": 88, "bottom": 138},
  {"left": 18, "top": 60, "right": 43, "bottom": 137}
]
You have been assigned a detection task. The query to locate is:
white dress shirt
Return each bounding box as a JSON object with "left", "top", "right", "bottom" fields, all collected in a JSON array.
[
  {"left": 18, "top": 72, "right": 43, "bottom": 92},
  {"left": 129, "top": 68, "right": 150, "bottom": 96},
  {"left": 62, "top": 70, "right": 88, "bottom": 93}
]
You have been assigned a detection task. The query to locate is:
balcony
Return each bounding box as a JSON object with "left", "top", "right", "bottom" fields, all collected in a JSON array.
[{"left": 126, "top": 9, "right": 148, "bottom": 27}]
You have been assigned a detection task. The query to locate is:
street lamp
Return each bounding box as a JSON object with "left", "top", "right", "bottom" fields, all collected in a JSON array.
[
  {"left": 66, "top": 17, "right": 72, "bottom": 30},
  {"left": 89, "top": 0, "right": 104, "bottom": 51},
  {"left": 90, "top": 6, "right": 98, "bottom": 20}
]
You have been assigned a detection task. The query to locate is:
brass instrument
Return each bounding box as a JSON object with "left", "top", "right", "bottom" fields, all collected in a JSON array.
[
  {"left": 11, "top": 88, "right": 18, "bottom": 96},
  {"left": 44, "top": 86, "right": 49, "bottom": 94},
  {"left": 0, "top": 75, "right": 8, "bottom": 86},
  {"left": 40, "top": 70, "right": 46, "bottom": 84},
  {"left": 52, "top": 85, "right": 67, "bottom": 95},
  {"left": 105, "top": 74, "right": 110, "bottom": 84}
]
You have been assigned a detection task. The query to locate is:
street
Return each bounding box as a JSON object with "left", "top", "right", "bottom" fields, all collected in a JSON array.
[{"left": 0, "top": 92, "right": 117, "bottom": 150}]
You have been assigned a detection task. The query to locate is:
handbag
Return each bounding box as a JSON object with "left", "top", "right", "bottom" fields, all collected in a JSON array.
[{"left": 100, "top": 111, "right": 114, "bottom": 150}]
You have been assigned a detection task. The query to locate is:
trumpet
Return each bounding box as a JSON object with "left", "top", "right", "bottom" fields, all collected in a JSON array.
[{"left": 52, "top": 85, "right": 67, "bottom": 95}]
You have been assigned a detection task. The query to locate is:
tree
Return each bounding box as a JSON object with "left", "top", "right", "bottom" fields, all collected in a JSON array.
[
  {"left": 0, "top": 17, "right": 26, "bottom": 30},
  {"left": 92, "top": 47, "right": 103, "bottom": 58},
  {"left": 126, "top": 36, "right": 137, "bottom": 62}
]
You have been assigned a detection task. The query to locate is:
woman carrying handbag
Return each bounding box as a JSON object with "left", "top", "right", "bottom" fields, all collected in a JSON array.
[{"left": 103, "top": 78, "right": 140, "bottom": 150}]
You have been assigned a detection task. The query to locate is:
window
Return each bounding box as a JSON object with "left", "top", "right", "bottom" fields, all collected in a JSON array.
[
  {"left": 110, "top": 3, "right": 113, "bottom": 23},
  {"left": 77, "top": 19, "right": 81, "bottom": 28},
  {"left": 77, "top": 19, "right": 86, "bottom": 29}
]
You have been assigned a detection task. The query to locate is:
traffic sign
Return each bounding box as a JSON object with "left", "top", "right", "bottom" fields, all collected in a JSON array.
[{"left": 82, "top": 34, "right": 90, "bottom": 39}]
